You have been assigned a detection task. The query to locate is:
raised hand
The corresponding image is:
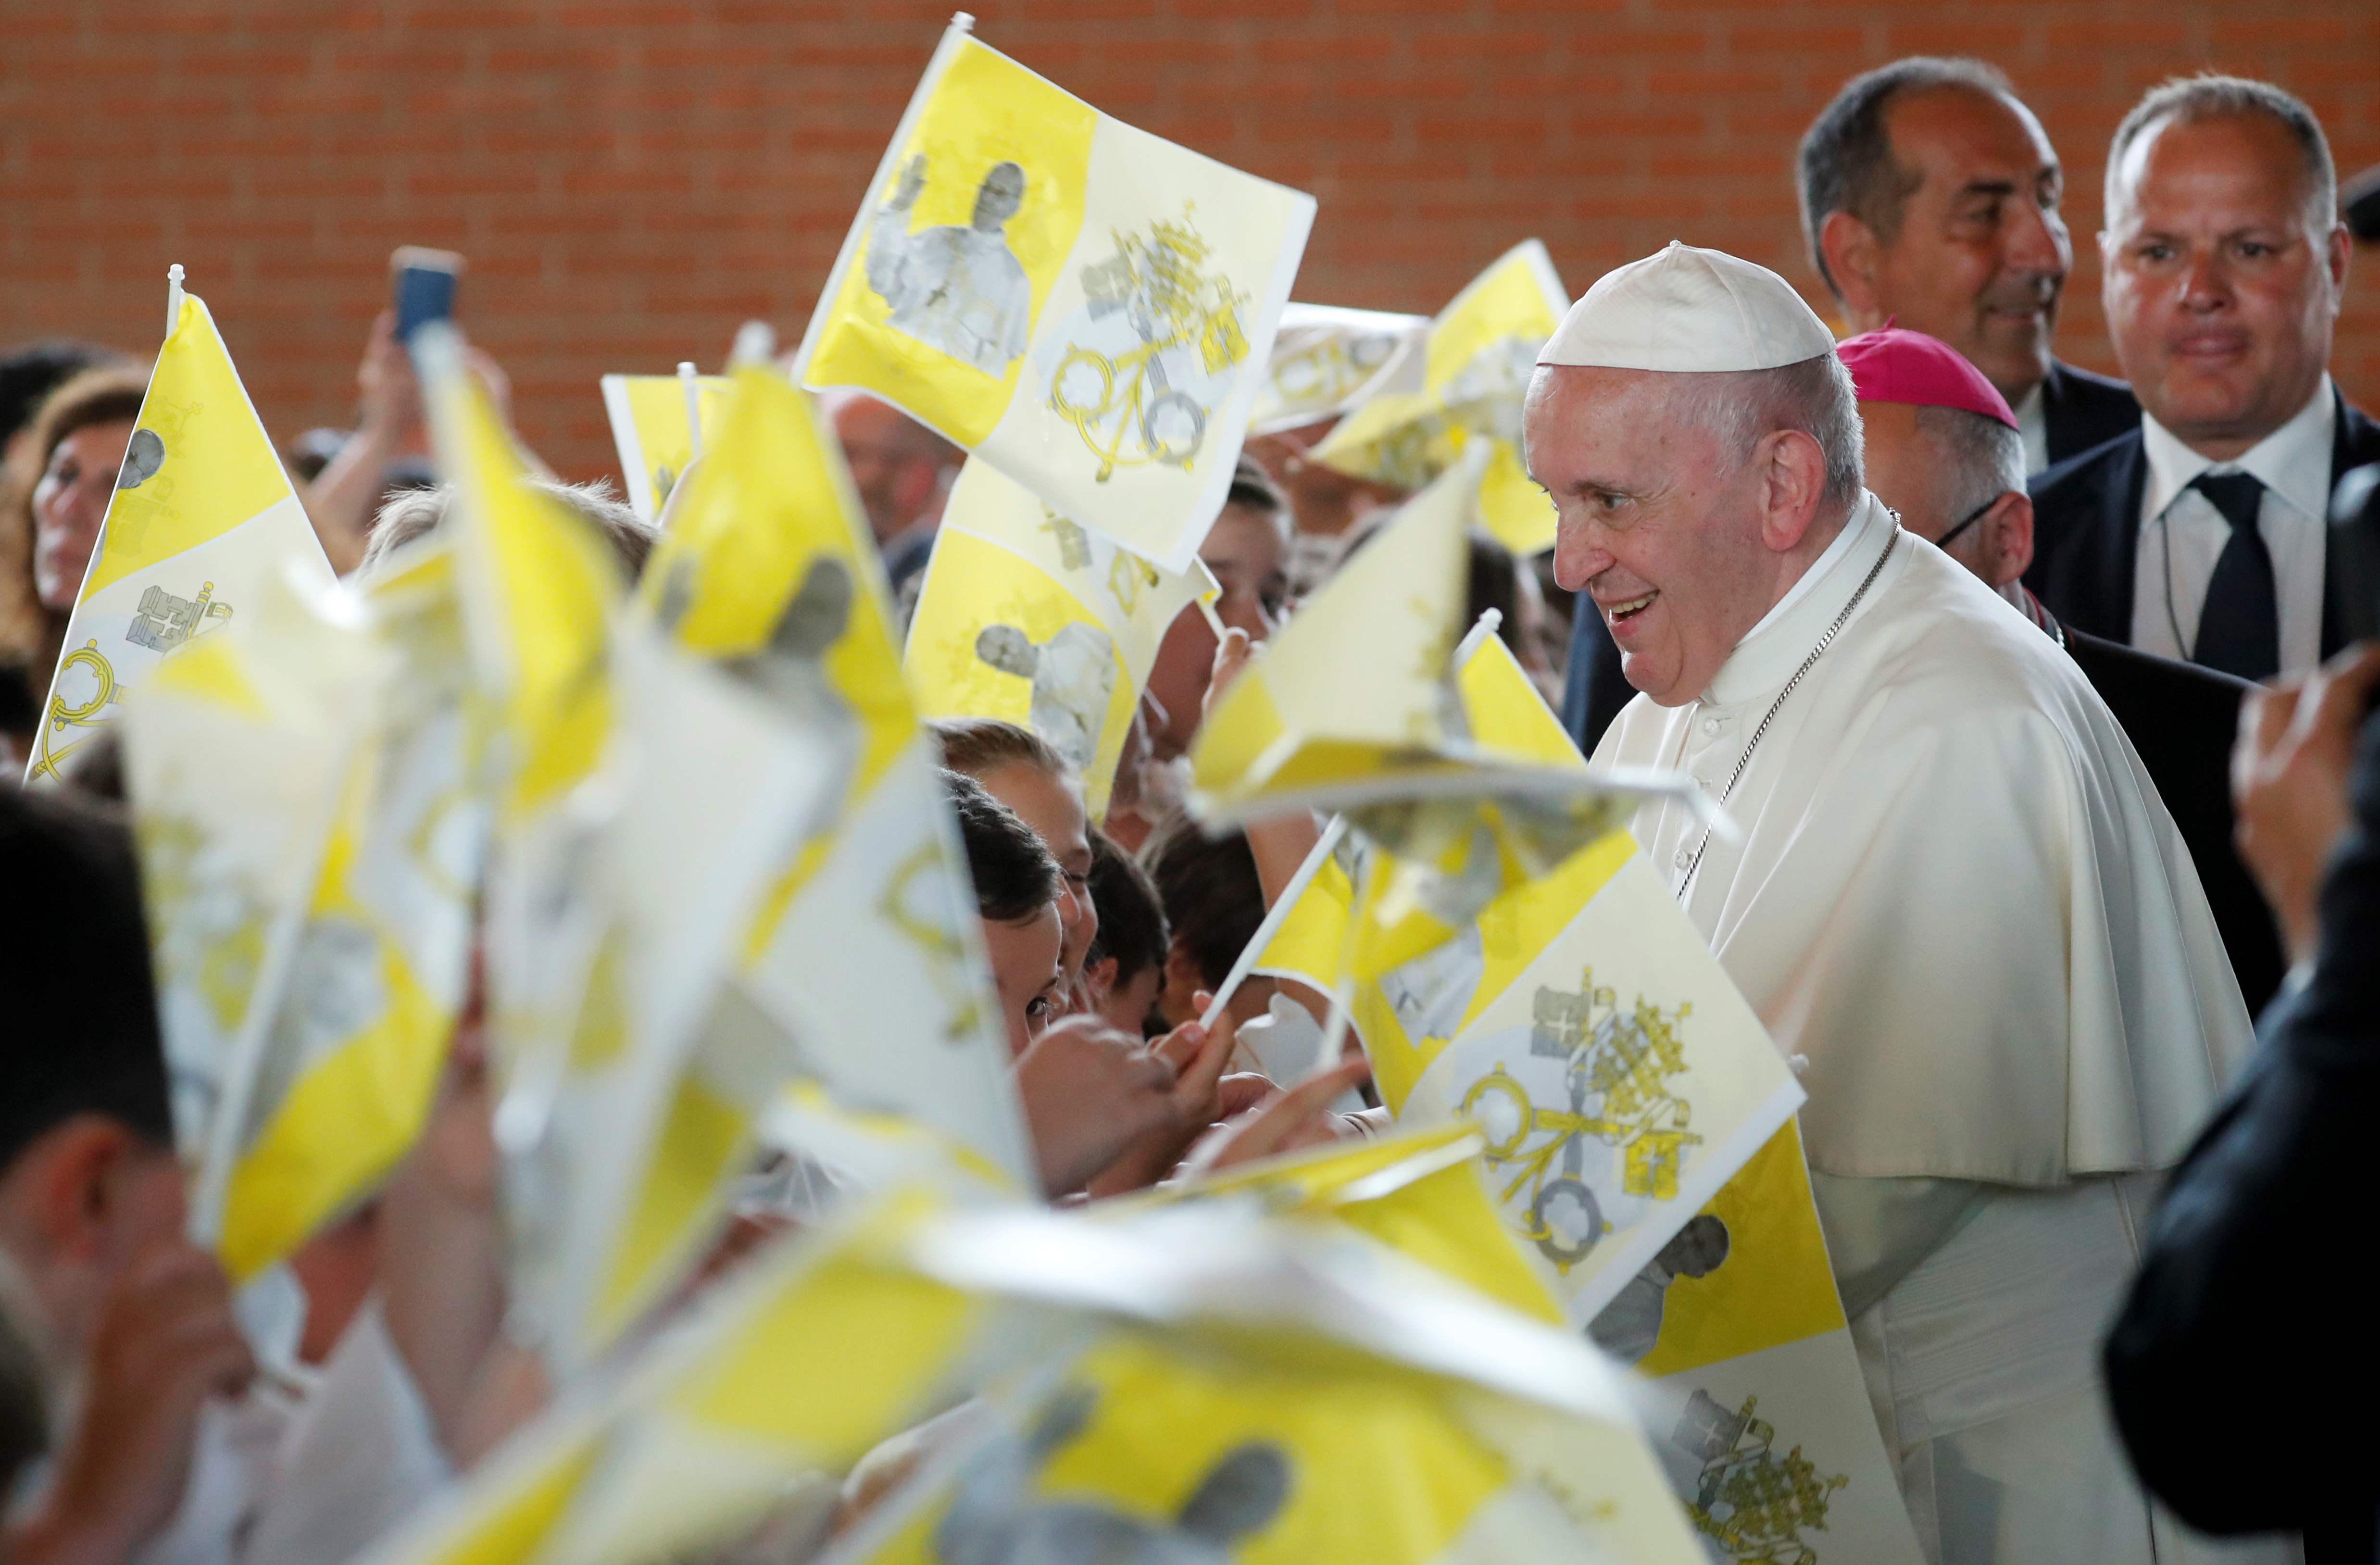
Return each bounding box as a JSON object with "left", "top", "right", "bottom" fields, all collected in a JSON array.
[
  {"left": 7, "top": 1240, "right": 254, "bottom": 1565},
  {"left": 2233, "top": 642, "right": 2380, "bottom": 965}
]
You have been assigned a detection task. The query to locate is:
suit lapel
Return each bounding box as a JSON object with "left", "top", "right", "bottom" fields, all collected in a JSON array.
[{"left": 2096, "top": 435, "right": 2148, "bottom": 642}]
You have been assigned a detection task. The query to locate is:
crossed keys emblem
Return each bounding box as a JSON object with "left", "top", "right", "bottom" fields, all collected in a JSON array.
[
  {"left": 1049, "top": 211, "right": 1250, "bottom": 483},
  {"left": 1672, "top": 1390, "right": 1848, "bottom": 1565},
  {"left": 1458, "top": 973, "right": 1700, "bottom": 1270}
]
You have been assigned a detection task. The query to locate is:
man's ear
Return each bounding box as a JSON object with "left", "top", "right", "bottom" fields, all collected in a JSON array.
[
  {"left": 1085, "top": 954, "right": 1120, "bottom": 1006},
  {"left": 1817, "top": 211, "right": 1883, "bottom": 322},
  {"left": 1755, "top": 429, "right": 1833, "bottom": 554},
  {"left": 11, "top": 1115, "right": 145, "bottom": 1266},
  {"left": 1982, "top": 490, "right": 2036, "bottom": 587}
]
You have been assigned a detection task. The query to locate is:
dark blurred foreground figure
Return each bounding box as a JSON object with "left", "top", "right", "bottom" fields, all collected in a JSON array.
[
  {"left": 0, "top": 786, "right": 258, "bottom": 1565},
  {"left": 2105, "top": 637, "right": 2380, "bottom": 1564}
]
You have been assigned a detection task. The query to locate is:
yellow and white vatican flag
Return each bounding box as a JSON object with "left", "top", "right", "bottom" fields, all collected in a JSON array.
[
  {"left": 1192, "top": 454, "right": 1699, "bottom": 1032},
  {"left": 1311, "top": 240, "right": 1570, "bottom": 555},
  {"left": 350, "top": 1185, "right": 1073, "bottom": 1565},
  {"left": 508, "top": 620, "right": 845, "bottom": 1365},
  {"left": 121, "top": 563, "right": 388, "bottom": 1261},
  {"left": 28, "top": 275, "right": 333, "bottom": 783},
  {"left": 601, "top": 369, "right": 732, "bottom": 523},
  {"left": 1611, "top": 1122, "right": 1925, "bottom": 1565},
  {"left": 1229, "top": 623, "right": 1798, "bottom": 1326},
  {"left": 1389, "top": 842, "right": 1804, "bottom": 1329},
  {"left": 1191, "top": 444, "right": 1663, "bottom": 830},
  {"left": 177, "top": 542, "right": 484, "bottom": 1289},
  {"left": 640, "top": 354, "right": 1034, "bottom": 1192},
  {"left": 1153, "top": 1121, "right": 1566, "bottom": 1328},
  {"left": 437, "top": 330, "right": 860, "bottom": 1366},
  {"left": 1232, "top": 630, "right": 1622, "bottom": 1085},
  {"left": 794, "top": 15, "right": 1315, "bottom": 573},
  {"left": 904, "top": 458, "right": 1215, "bottom": 818},
  {"left": 846, "top": 1203, "right": 1702, "bottom": 1565},
  {"left": 1248, "top": 302, "right": 1427, "bottom": 436},
  {"left": 421, "top": 321, "right": 622, "bottom": 1093}
]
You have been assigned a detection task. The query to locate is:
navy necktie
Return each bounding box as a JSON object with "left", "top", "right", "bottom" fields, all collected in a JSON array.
[{"left": 2189, "top": 471, "right": 2279, "bottom": 681}]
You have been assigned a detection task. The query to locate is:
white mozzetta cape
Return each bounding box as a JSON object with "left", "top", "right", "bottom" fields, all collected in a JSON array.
[{"left": 1590, "top": 492, "right": 2253, "bottom": 1186}]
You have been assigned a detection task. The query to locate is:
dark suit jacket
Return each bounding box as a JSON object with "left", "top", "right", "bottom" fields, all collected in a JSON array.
[
  {"left": 1566, "top": 360, "right": 2141, "bottom": 756},
  {"left": 2025, "top": 392, "right": 2380, "bottom": 657},
  {"left": 2059, "top": 626, "right": 2284, "bottom": 1015},
  {"left": 2039, "top": 358, "right": 2142, "bottom": 465},
  {"left": 2103, "top": 708, "right": 2380, "bottom": 1564}
]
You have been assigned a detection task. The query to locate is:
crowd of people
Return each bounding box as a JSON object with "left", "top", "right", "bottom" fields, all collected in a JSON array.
[{"left": 4, "top": 42, "right": 2380, "bottom": 1565}]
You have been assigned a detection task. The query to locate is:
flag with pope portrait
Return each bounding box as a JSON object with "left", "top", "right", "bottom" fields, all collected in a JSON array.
[
  {"left": 795, "top": 15, "right": 1315, "bottom": 572},
  {"left": 904, "top": 457, "right": 1215, "bottom": 820}
]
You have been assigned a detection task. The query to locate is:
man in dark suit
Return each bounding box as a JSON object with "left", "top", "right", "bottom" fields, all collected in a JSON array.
[
  {"left": 2027, "top": 76, "right": 2375, "bottom": 685},
  {"left": 2103, "top": 638, "right": 2380, "bottom": 1564},
  {"left": 1564, "top": 57, "right": 2139, "bottom": 752},
  {"left": 1840, "top": 324, "right": 2285, "bottom": 1014}
]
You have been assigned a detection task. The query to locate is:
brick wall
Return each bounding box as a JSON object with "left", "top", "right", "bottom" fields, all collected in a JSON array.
[{"left": 3, "top": 0, "right": 2375, "bottom": 481}]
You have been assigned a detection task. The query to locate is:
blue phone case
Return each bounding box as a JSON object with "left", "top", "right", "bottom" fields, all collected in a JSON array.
[{"left": 394, "top": 266, "right": 456, "bottom": 342}]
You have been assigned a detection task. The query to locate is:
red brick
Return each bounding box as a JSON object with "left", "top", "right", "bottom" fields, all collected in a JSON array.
[{"left": 0, "top": 0, "right": 2370, "bottom": 480}]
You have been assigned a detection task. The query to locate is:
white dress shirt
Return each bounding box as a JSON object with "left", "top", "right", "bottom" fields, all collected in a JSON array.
[
  {"left": 2131, "top": 381, "right": 2335, "bottom": 675},
  {"left": 2014, "top": 382, "right": 2050, "bottom": 476}
]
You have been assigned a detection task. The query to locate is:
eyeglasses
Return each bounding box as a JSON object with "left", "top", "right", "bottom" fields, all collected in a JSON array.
[{"left": 1932, "top": 495, "right": 2001, "bottom": 552}]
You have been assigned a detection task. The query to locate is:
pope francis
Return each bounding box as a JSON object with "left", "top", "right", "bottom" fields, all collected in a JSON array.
[{"left": 1530, "top": 244, "right": 2274, "bottom": 1565}]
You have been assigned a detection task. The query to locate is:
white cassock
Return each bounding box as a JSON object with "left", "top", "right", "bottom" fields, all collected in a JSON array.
[{"left": 1592, "top": 490, "right": 2287, "bottom": 1565}]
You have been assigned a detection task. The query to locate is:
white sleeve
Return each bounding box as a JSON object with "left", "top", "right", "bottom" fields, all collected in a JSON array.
[{"left": 241, "top": 1301, "right": 451, "bottom": 1565}]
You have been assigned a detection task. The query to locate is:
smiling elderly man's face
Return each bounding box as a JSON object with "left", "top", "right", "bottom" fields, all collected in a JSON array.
[{"left": 1526, "top": 366, "right": 1792, "bottom": 706}]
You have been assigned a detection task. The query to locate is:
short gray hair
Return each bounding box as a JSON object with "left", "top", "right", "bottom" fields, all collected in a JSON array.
[
  {"left": 2106, "top": 75, "right": 2337, "bottom": 231},
  {"left": 1917, "top": 405, "right": 2025, "bottom": 531},
  {"left": 1798, "top": 57, "right": 2017, "bottom": 299},
  {"left": 1670, "top": 353, "right": 1867, "bottom": 515},
  {"left": 358, "top": 477, "right": 659, "bottom": 582}
]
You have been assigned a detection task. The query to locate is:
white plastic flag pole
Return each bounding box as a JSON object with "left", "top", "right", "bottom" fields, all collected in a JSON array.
[
  {"left": 1313, "top": 975, "right": 1358, "bottom": 1077},
  {"left": 728, "top": 320, "right": 776, "bottom": 369},
  {"left": 166, "top": 263, "right": 185, "bottom": 337},
  {"left": 1196, "top": 594, "right": 1230, "bottom": 642},
  {"left": 677, "top": 361, "right": 703, "bottom": 462},
  {"left": 1451, "top": 606, "right": 1502, "bottom": 666},
  {"left": 1196, "top": 813, "right": 1348, "bottom": 1031},
  {"left": 1310, "top": 835, "right": 1376, "bottom": 1075}
]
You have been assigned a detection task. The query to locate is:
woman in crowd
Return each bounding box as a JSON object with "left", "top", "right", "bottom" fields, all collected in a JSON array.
[
  {"left": 935, "top": 718, "right": 1098, "bottom": 1007},
  {"left": 0, "top": 366, "right": 147, "bottom": 764}
]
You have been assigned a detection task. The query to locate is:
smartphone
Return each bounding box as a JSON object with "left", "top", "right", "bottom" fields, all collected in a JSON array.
[{"left": 390, "top": 247, "right": 464, "bottom": 343}]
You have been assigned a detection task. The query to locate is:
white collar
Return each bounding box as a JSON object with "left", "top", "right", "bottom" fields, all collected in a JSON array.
[
  {"left": 1704, "top": 491, "right": 1897, "bottom": 707},
  {"left": 2142, "top": 377, "right": 2336, "bottom": 525},
  {"left": 2014, "top": 379, "right": 2045, "bottom": 428}
]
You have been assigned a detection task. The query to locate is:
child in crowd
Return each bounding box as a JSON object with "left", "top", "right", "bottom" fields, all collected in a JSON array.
[{"left": 1080, "top": 830, "right": 1169, "bottom": 1037}]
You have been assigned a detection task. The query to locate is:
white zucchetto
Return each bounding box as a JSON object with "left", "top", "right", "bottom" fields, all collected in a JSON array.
[{"left": 1539, "top": 240, "right": 1837, "bottom": 373}]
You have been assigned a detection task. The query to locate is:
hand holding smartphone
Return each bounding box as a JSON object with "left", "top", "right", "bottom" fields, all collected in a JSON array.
[{"left": 390, "top": 246, "right": 464, "bottom": 345}]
